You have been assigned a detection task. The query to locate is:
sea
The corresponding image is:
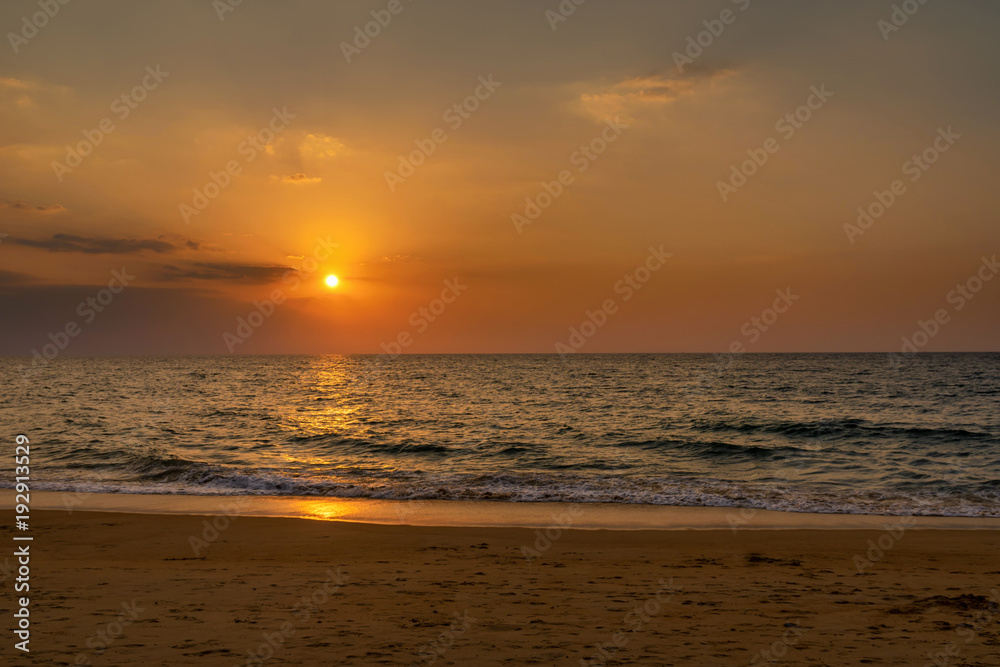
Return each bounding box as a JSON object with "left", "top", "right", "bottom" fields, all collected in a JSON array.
[{"left": 2, "top": 353, "right": 998, "bottom": 517}]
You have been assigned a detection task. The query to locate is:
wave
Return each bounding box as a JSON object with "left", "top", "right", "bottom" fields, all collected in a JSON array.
[
  {"left": 291, "top": 433, "right": 455, "bottom": 455},
  {"left": 289, "top": 434, "right": 819, "bottom": 462},
  {"left": 610, "top": 438, "right": 809, "bottom": 462},
  {"left": 689, "top": 417, "right": 996, "bottom": 442},
  {"left": 18, "top": 465, "right": 1000, "bottom": 518}
]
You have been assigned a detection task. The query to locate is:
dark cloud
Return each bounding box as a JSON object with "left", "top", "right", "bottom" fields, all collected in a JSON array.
[
  {"left": 3, "top": 200, "right": 66, "bottom": 214},
  {"left": 158, "top": 262, "right": 293, "bottom": 283},
  {"left": 0, "top": 269, "right": 32, "bottom": 285},
  {"left": 12, "top": 234, "right": 177, "bottom": 254}
]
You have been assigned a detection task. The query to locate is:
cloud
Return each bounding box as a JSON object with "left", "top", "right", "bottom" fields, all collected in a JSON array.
[
  {"left": 0, "top": 144, "right": 63, "bottom": 165},
  {"left": 580, "top": 69, "right": 735, "bottom": 120},
  {"left": 270, "top": 173, "right": 322, "bottom": 185},
  {"left": 158, "top": 262, "right": 293, "bottom": 283},
  {"left": 300, "top": 133, "right": 345, "bottom": 160},
  {"left": 0, "top": 78, "right": 32, "bottom": 90},
  {"left": 0, "top": 77, "right": 70, "bottom": 112},
  {"left": 0, "top": 269, "right": 32, "bottom": 285},
  {"left": 0, "top": 78, "right": 66, "bottom": 92},
  {"left": 12, "top": 234, "right": 177, "bottom": 254},
  {"left": 3, "top": 199, "right": 66, "bottom": 214}
]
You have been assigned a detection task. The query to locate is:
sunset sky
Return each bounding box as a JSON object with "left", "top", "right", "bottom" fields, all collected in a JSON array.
[{"left": 1, "top": 0, "right": 998, "bottom": 355}]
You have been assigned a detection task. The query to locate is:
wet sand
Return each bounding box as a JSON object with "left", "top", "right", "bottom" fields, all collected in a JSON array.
[
  {"left": 6, "top": 509, "right": 1000, "bottom": 666},
  {"left": 14, "top": 490, "right": 1000, "bottom": 530}
]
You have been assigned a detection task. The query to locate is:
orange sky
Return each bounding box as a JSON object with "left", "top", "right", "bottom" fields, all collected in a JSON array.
[{"left": 1, "top": 0, "right": 998, "bottom": 355}]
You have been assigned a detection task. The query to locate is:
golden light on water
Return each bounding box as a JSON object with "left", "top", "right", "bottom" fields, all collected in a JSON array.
[{"left": 294, "top": 498, "right": 351, "bottom": 522}]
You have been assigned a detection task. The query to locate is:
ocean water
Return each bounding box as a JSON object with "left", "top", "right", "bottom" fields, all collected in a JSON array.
[{"left": 2, "top": 353, "right": 998, "bottom": 517}]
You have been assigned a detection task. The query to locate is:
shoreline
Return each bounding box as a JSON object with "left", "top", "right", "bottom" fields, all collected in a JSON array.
[{"left": 6, "top": 490, "right": 1000, "bottom": 530}]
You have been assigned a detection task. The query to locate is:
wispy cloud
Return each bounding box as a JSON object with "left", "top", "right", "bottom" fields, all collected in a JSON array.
[
  {"left": 300, "top": 133, "right": 345, "bottom": 160},
  {"left": 2, "top": 199, "right": 66, "bottom": 214},
  {"left": 0, "top": 269, "right": 33, "bottom": 285},
  {"left": 0, "top": 78, "right": 33, "bottom": 91},
  {"left": 580, "top": 68, "right": 735, "bottom": 120},
  {"left": 12, "top": 234, "right": 177, "bottom": 254},
  {"left": 158, "top": 262, "right": 293, "bottom": 283},
  {"left": 0, "top": 77, "right": 64, "bottom": 92},
  {"left": 0, "top": 77, "right": 70, "bottom": 112},
  {"left": 270, "top": 173, "right": 322, "bottom": 185}
]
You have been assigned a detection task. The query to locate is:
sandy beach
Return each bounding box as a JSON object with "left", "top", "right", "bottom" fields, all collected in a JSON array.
[{"left": 6, "top": 508, "right": 999, "bottom": 666}]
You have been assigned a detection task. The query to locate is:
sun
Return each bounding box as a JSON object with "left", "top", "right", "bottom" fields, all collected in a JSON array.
[{"left": 324, "top": 274, "right": 339, "bottom": 288}]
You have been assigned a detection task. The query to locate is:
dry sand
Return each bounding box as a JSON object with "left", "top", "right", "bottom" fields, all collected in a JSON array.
[{"left": 5, "top": 510, "right": 1000, "bottom": 666}]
